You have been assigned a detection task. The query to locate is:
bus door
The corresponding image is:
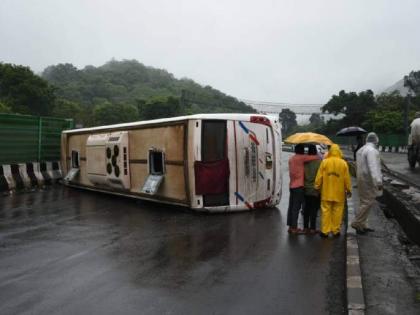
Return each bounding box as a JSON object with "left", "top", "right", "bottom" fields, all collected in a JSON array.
[
  {"left": 194, "top": 120, "right": 229, "bottom": 207},
  {"left": 234, "top": 120, "right": 274, "bottom": 209}
]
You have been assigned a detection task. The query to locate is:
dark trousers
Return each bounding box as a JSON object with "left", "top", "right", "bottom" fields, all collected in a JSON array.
[
  {"left": 287, "top": 187, "right": 305, "bottom": 228},
  {"left": 304, "top": 195, "right": 320, "bottom": 230}
]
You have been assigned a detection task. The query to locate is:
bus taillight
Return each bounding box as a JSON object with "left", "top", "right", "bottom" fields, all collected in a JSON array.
[
  {"left": 250, "top": 116, "right": 271, "bottom": 126},
  {"left": 253, "top": 197, "right": 272, "bottom": 209}
]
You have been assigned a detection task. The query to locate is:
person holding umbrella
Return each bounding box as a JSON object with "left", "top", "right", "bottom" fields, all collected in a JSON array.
[
  {"left": 303, "top": 144, "right": 322, "bottom": 234},
  {"left": 284, "top": 132, "right": 333, "bottom": 234},
  {"left": 287, "top": 143, "right": 320, "bottom": 234},
  {"left": 336, "top": 126, "right": 367, "bottom": 161},
  {"left": 354, "top": 135, "right": 364, "bottom": 161}
]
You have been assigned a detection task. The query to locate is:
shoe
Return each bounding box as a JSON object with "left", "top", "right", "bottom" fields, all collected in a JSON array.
[
  {"left": 333, "top": 232, "right": 341, "bottom": 238},
  {"left": 303, "top": 228, "right": 311, "bottom": 235},
  {"left": 319, "top": 232, "right": 328, "bottom": 238},
  {"left": 364, "top": 228, "right": 375, "bottom": 232},
  {"left": 289, "top": 228, "right": 305, "bottom": 235},
  {"left": 309, "top": 229, "right": 318, "bottom": 235},
  {"left": 295, "top": 228, "right": 305, "bottom": 234},
  {"left": 355, "top": 228, "right": 366, "bottom": 235}
]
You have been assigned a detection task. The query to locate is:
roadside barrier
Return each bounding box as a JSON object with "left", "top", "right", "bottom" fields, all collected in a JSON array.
[
  {"left": 0, "top": 167, "right": 9, "bottom": 191},
  {"left": 32, "top": 162, "right": 45, "bottom": 186},
  {"left": 378, "top": 145, "right": 408, "bottom": 153},
  {"left": 40, "top": 162, "right": 52, "bottom": 185},
  {"left": 0, "top": 161, "right": 62, "bottom": 193},
  {"left": 2, "top": 165, "right": 15, "bottom": 191},
  {"left": 25, "top": 163, "right": 39, "bottom": 187}
]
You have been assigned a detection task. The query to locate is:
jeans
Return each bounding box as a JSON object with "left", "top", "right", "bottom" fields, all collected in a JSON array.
[
  {"left": 304, "top": 195, "right": 320, "bottom": 230},
  {"left": 287, "top": 187, "right": 305, "bottom": 229}
]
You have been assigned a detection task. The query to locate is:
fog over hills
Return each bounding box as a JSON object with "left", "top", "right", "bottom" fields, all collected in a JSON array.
[{"left": 382, "top": 79, "right": 410, "bottom": 96}]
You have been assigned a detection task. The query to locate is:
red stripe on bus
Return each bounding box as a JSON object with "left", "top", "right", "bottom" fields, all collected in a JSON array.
[{"left": 249, "top": 134, "right": 260, "bottom": 145}]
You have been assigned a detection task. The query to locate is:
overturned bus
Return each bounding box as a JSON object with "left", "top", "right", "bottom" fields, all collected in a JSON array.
[{"left": 61, "top": 114, "right": 282, "bottom": 212}]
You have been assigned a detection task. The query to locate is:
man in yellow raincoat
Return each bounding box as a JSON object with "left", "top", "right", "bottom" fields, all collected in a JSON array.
[{"left": 315, "top": 144, "right": 352, "bottom": 237}]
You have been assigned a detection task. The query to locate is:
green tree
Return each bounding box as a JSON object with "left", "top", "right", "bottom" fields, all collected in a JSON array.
[
  {"left": 322, "top": 90, "right": 377, "bottom": 128},
  {"left": 0, "top": 101, "right": 12, "bottom": 113},
  {"left": 0, "top": 63, "right": 56, "bottom": 115},
  {"left": 93, "top": 101, "right": 139, "bottom": 125},
  {"left": 404, "top": 71, "right": 420, "bottom": 95},
  {"left": 364, "top": 92, "right": 409, "bottom": 134},
  {"left": 279, "top": 108, "right": 297, "bottom": 136},
  {"left": 42, "top": 63, "right": 80, "bottom": 85},
  {"left": 41, "top": 59, "right": 255, "bottom": 125},
  {"left": 52, "top": 99, "right": 83, "bottom": 123},
  {"left": 139, "top": 96, "right": 183, "bottom": 120},
  {"left": 365, "top": 111, "right": 404, "bottom": 134},
  {"left": 309, "top": 113, "right": 323, "bottom": 126}
]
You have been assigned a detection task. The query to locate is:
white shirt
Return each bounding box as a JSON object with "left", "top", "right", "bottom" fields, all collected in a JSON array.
[
  {"left": 356, "top": 143, "right": 382, "bottom": 189},
  {"left": 410, "top": 118, "right": 420, "bottom": 144}
]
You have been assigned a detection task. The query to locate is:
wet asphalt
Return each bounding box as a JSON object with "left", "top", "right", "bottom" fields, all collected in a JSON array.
[
  {"left": 380, "top": 151, "right": 420, "bottom": 186},
  {"left": 0, "top": 153, "right": 346, "bottom": 315}
]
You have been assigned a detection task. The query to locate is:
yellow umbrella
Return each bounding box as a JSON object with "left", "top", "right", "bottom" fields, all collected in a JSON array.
[{"left": 284, "top": 132, "right": 333, "bottom": 145}]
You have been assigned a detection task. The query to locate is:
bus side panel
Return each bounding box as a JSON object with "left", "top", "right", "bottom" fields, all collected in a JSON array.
[
  {"left": 67, "top": 133, "right": 90, "bottom": 185},
  {"left": 61, "top": 133, "right": 68, "bottom": 176},
  {"left": 65, "top": 123, "right": 188, "bottom": 204},
  {"left": 187, "top": 119, "right": 202, "bottom": 209},
  {"left": 128, "top": 124, "right": 187, "bottom": 202}
]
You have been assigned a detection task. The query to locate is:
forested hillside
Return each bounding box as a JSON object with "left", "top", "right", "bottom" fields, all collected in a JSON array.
[
  {"left": 0, "top": 63, "right": 56, "bottom": 116},
  {"left": 41, "top": 59, "right": 255, "bottom": 126}
]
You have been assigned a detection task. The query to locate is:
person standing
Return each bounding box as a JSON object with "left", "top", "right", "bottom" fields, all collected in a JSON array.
[
  {"left": 303, "top": 144, "right": 322, "bottom": 234},
  {"left": 315, "top": 144, "right": 352, "bottom": 238},
  {"left": 353, "top": 135, "right": 364, "bottom": 161},
  {"left": 408, "top": 112, "right": 420, "bottom": 168},
  {"left": 409, "top": 112, "right": 420, "bottom": 145},
  {"left": 351, "top": 132, "right": 383, "bottom": 234},
  {"left": 287, "top": 144, "right": 320, "bottom": 234}
]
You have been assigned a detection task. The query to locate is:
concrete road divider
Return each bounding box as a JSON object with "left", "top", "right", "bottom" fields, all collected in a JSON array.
[{"left": 0, "top": 161, "right": 62, "bottom": 192}]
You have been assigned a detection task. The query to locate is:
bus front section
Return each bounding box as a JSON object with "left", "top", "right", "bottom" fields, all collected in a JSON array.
[{"left": 190, "top": 115, "right": 282, "bottom": 212}]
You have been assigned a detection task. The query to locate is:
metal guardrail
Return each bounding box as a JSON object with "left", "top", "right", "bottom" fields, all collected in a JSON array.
[{"left": 0, "top": 114, "right": 74, "bottom": 164}]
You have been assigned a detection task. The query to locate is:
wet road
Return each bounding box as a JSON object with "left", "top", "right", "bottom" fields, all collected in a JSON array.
[
  {"left": 380, "top": 152, "right": 420, "bottom": 186},
  {"left": 0, "top": 153, "right": 345, "bottom": 315}
]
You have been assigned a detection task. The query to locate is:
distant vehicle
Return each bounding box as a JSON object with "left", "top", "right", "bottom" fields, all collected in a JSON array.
[
  {"left": 407, "top": 137, "right": 420, "bottom": 169},
  {"left": 61, "top": 114, "right": 282, "bottom": 212},
  {"left": 316, "top": 144, "right": 327, "bottom": 155},
  {"left": 300, "top": 144, "right": 325, "bottom": 156}
]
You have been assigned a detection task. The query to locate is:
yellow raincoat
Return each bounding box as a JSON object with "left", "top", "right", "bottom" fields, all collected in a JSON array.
[{"left": 315, "top": 144, "right": 351, "bottom": 235}]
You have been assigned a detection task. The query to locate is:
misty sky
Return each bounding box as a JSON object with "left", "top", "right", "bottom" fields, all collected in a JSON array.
[{"left": 1, "top": 0, "right": 420, "bottom": 104}]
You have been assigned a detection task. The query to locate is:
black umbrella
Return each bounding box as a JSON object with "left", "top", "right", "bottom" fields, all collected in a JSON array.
[{"left": 336, "top": 126, "right": 367, "bottom": 137}]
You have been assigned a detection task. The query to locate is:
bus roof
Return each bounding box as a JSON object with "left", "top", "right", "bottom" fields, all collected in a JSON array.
[{"left": 63, "top": 113, "right": 277, "bottom": 134}]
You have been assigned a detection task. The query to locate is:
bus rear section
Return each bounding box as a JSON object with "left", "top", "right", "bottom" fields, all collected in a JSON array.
[{"left": 190, "top": 115, "right": 282, "bottom": 212}]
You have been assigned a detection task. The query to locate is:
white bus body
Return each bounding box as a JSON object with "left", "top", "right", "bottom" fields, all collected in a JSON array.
[{"left": 61, "top": 114, "right": 282, "bottom": 212}]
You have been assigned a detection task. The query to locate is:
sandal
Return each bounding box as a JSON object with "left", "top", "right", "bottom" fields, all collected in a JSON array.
[{"left": 291, "top": 228, "right": 305, "bottom": 235}]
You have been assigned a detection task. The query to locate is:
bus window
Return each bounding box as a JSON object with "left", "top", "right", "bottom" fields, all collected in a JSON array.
[
  {"left": 201, "top": 120, "right": 226, "bottom": 161},
  {"left": 198, "top": 120, "right": 229, "bottom": 207}
]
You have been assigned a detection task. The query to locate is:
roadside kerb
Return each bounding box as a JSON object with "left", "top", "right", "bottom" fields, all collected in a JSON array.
[
  {"left": 378, "top": 183, "right": 420, "bottom": 246},
  {"left": 346, "top": 195, "right": 366, "bottom": 315}
]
